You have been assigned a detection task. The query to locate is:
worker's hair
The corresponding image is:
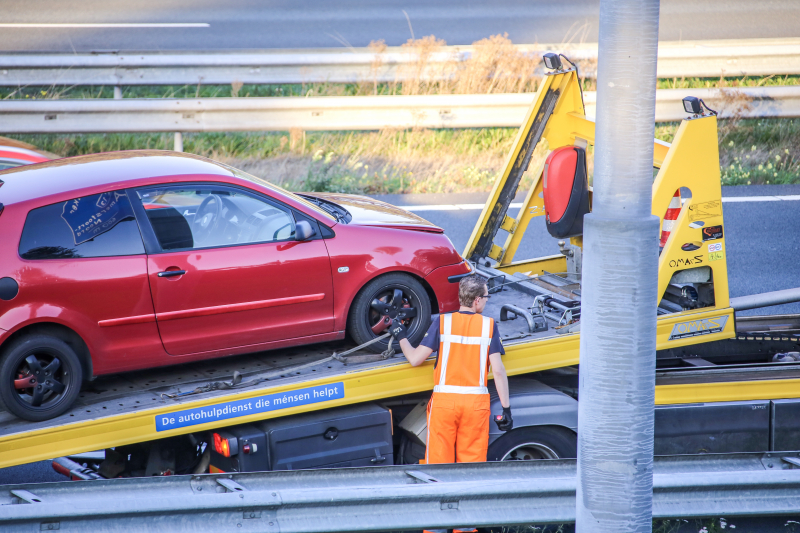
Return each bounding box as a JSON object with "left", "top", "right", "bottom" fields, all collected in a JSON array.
[{"left": 459, "top": 275, "right": 488, "bottom": 307}]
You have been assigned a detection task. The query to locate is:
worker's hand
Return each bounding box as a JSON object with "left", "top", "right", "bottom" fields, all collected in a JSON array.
[
  {"left": 389, "top": 318, "right": 408, "bottom": 341},
  {"left": 494, "top": 407, "right": 513, "bottom": 431}
]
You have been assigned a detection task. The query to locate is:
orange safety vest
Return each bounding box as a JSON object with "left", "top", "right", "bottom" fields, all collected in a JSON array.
[{"left": 432, "top": 313, "right": 493, "bottom": 395}]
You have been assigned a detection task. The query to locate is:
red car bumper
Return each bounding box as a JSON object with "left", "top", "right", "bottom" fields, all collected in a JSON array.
[{"left": 424, "top": 261, "right": 472, "bottom": 314}]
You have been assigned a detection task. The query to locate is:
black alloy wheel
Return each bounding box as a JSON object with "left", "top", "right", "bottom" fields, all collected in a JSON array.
[
  {"left": 0, "top": 335, "right": 83, "bottom": 421},
  {"left": 487, "top": 426, "right": 577, "bottom": 462},
  {"left": 348, "top": 273, "right": 432, "bottom": 354}
]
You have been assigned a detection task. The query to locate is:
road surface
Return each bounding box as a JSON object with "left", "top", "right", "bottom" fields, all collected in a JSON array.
[{"left": 0, "top": 0, "right": 798, "bottom": 52}]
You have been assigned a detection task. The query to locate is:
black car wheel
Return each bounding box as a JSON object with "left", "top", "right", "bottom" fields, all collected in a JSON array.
[
  {"left": 348, "top": 273, "right": 432, "bottom": 354},
  {"left": 0, "top": 335, "right": 83, "bottom": 421},
  {"left": 487, "top": 426, "right": 577, "bottom": 461}
]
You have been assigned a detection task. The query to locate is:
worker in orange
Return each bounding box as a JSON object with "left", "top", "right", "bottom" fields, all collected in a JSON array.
[{"left": 390, "top": 274, "right": 513, "bottom": 464}]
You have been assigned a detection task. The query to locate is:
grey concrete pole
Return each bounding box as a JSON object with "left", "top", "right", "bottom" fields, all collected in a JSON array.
[{"left": 575, "top": 0, "right": 661, "bottom": 531}]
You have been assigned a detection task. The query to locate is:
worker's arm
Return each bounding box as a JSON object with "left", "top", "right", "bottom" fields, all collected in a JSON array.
[
  {"left": 489, "top": 352, "right": 510, "bottom": 408},
  {"left": 397, "top": 338, "right": 434, "bottom": 367}
]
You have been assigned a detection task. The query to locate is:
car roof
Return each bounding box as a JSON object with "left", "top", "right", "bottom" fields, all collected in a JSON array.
[{"left": 0, "top": 150, "right": 235, "bottom": 206}]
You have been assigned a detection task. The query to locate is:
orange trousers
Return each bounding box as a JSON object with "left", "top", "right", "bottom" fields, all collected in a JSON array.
[{"left": 426, "top": 392, "right": 490, "bottom": 463}]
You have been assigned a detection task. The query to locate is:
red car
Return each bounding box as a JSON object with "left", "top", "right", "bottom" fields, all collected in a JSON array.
[
  {"left": 0, "top": 136, "right": 55, "bottom": 170},
  {"left": 0, "top": 151, "right": 469, "bottom": 421}
]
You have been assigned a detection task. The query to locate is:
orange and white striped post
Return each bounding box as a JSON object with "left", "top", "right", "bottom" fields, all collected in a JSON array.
[{"left": 659, "top": 190, "right": 682, "bottom": 248}]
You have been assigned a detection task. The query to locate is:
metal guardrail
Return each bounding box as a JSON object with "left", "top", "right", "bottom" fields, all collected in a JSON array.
[
  {"left": 1, "top": 452, "right": 799, "bottom": 532},
  {"left": 0, "top": 86, "right": 798, "bottom": 134},
  {"left": 1, "top": 39, "right": 799, "bottom": 87}
]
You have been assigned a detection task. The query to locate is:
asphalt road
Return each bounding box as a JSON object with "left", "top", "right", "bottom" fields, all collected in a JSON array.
[
  {"left": 2, "top": 185, "right": 799, "bottom": 486},
  {"left": 1, "top": 0, "right": 799, "bottom": 52}
]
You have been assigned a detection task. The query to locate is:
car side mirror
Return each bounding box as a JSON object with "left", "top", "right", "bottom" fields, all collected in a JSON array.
[{"left": 295, "top": 220, "right": 317, "bottom": 241}]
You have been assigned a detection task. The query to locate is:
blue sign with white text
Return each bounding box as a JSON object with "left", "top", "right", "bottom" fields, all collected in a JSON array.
[{"left": 155, "top": 382, "right": 345, "bottom": 432}]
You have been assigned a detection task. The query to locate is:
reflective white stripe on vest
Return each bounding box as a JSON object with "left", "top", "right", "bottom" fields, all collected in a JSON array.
[
  {"left": 440, "top": 334, "right": 489, "bottom": 345},
  {"left": 437, "top": 313, "right": 492, "bottom": 394},
  {"left": 479, "top": 315, "right": 490, "bottom": 387},
  {"left": 440, "top": 313, "right": 453, "bottom": 386},
  {"left": 433, "top": 385, "right": 489, "bottom": 394}
]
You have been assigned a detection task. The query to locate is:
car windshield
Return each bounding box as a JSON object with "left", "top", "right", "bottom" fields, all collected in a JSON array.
[{"left": 222, "top": 165, "right": 337, "bottom": 223}]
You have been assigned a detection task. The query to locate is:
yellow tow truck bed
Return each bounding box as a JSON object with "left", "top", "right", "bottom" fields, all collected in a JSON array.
[{"left": 3, "top": 65, "right": 800, "bottom": 471}]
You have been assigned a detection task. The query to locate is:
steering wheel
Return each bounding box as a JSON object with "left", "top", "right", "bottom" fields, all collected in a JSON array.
[{"left": 192, "top": 194, "right": 223, "bottom": 244}]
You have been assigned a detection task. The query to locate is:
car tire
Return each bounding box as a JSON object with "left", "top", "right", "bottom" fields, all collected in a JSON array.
[
  {"left": 487, "top": 425, "right": 577, "bottom": 461},
  {"left": 348, "top": 273, "right": 432, "bottom": 354},
  {"left": 0, "top": 335, "right": 83, "bottom": 421}
]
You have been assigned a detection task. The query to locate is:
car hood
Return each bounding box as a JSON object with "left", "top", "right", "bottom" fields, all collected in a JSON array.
[{"left": 303, "top": 192, "right": 443, "bottom": 233}]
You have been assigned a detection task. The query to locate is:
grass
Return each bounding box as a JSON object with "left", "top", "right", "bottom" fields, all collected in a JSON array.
[
  {"left": 8, "top": 116, "right": 798, "bottom": 194},
  {"left": 654, "top": 118, "right": 800, "bottom": 186},
  {"left": 7, "top": 128, "right": 522, "bottom": 194}
]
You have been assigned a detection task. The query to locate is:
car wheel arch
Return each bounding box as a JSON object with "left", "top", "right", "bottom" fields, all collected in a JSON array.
[
  {"left": 345, "top": 269, "right": 438, "bottom": 325},
  {"left": 1, "top": 322, "right": 93, "bottom": 381}
]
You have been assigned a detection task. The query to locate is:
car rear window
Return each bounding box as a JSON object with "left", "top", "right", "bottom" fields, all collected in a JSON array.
[{"left": 18, "top": 191, "right": 145, "bottom": 260}]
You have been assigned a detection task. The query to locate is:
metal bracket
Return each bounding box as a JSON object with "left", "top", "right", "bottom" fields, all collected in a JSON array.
[
  {"left": 406, "top": 471, "right": 460, "bottom": 512},
  {"left": 782, "top": 456, "right": 800, "bottom": 468},
  {"left": 486, "top": 274, "right": 506, "bottom": 294},
  {"left": 242, "top": 509, "right": 280, "bottom": 533},
  {"left": 405, "top": 470, "right": 441, "bottom": 484},
  {"left": 440, "top": 500, "right": 459, "bottom": 511},
  {"left": 558, "top": 240, "right": 582, "bottom": 279},
  {"left": 760, "top": 453, "right": 800, "bottom": 470},
  {"left": 11, "top": 489, "right": 42, "bottom": 504},
  {"left": 216, "top": 478, "right": 247, "bottom": 493}
]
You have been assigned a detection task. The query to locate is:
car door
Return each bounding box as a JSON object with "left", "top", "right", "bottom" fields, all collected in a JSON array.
[{"left": 132, "top": 184, "right": 334, "bottom": 356}]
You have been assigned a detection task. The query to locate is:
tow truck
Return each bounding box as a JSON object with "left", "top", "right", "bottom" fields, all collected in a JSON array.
[{"left": 3, "top": 62, "right": 800, "bottom": 479}]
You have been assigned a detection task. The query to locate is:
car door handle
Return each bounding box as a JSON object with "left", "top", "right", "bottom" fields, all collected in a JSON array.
[{"left": 157, "top": 270, "right": 186, "bottom": 278}]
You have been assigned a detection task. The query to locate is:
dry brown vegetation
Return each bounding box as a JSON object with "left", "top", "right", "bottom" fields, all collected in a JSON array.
[
  {"left": 215, "top": 127, "right": 534, "bottom": 195},
  {"left": 350, "top": 33, "right": 580, "bottom": 97}
]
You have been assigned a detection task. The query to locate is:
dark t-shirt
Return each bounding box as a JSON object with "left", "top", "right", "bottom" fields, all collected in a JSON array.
[{"left": 420, "top": 311, "right": 505, "bottom": 369}]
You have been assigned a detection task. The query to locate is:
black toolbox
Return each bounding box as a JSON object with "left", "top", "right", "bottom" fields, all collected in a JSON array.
[{"left": 209, "top": 403, "right": 394, "bottom": 472}]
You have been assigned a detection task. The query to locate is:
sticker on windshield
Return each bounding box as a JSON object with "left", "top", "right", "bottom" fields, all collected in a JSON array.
[
  {"left": 155, "top": 382, "right": 345, "bottom": 432},
  {"left": 61, "top": 191, "right": 136, "bottom": 245}
]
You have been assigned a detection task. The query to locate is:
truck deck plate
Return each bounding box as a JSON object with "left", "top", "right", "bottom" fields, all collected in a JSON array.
[{"left": 0, "top": 341, "right": 435, "bottom": 469}]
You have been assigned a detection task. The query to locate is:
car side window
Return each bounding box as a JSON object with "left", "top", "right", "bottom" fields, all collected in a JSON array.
[
  {"left": 18, "top": 191, "right": 145, "bottom": 260},
  {"left": 137, "top": 186, "right": 296, "bottom": 251}
]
